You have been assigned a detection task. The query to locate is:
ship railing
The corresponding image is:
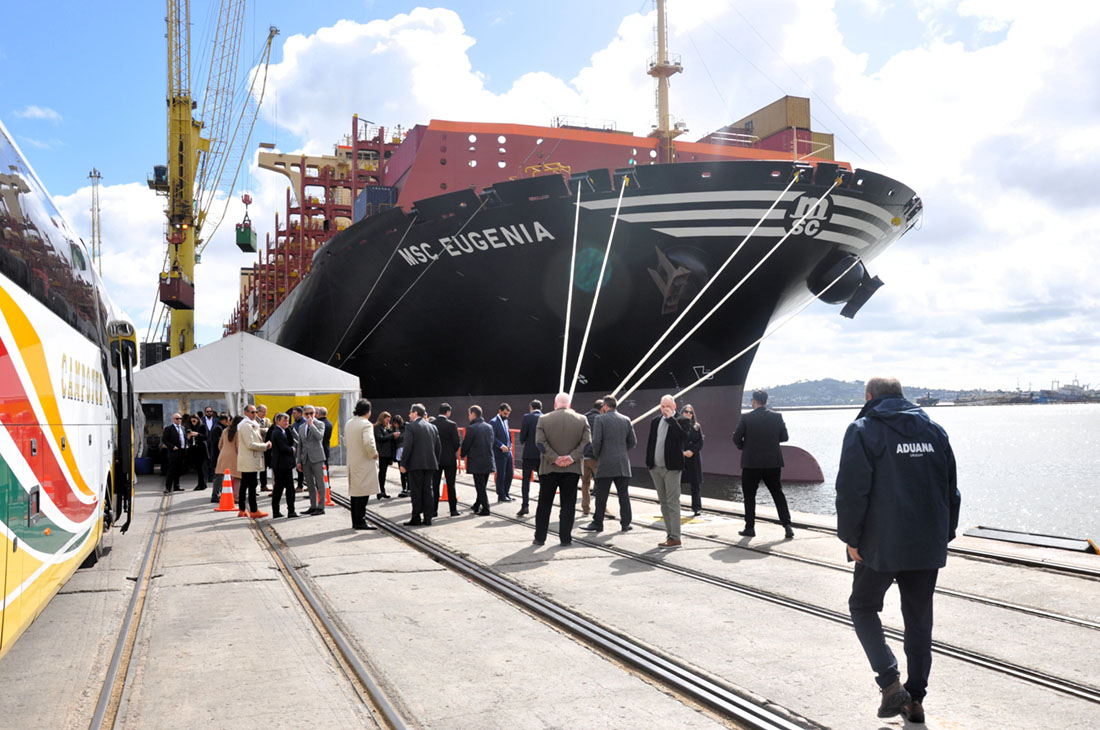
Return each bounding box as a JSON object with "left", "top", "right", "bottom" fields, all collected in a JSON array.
[{"left": 453, "top": 427, "right": 526, "bottom": 480}]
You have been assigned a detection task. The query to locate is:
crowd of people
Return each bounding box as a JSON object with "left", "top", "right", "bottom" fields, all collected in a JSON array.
[{"left": 160, "top": 379, "right": 959, "bottom": 723}]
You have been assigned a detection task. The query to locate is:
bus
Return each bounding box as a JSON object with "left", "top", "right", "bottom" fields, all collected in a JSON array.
[{"left": 0, "top": 119, "right": 136, "bottom": 658}]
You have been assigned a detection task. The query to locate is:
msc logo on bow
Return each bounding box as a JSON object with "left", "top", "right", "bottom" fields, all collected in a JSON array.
[{"left": 788, "top": 194, "right": 831, "bottom": 237}]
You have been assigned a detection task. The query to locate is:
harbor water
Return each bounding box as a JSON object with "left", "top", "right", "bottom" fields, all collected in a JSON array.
[{"left": 678, "top": 403, "right": 1099, "bottom": 540}]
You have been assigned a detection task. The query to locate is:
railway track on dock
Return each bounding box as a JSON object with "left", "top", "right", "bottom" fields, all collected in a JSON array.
[
  {"left": 331, "top": 492, "right": 812, "bottom": 730},
  {"left": 627, "top": 491, "right": 1100, "bottom": 579},
  {"left": 462, "top": 497, "right": 1100, "bottom": 706}
]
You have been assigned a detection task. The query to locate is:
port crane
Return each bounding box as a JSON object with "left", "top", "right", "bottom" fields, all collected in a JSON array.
[{"left": 148, "top": 0, "right": 277, "bottom": 357}]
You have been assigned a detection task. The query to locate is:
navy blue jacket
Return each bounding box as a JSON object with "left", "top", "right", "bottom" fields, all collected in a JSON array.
[
  {"left": 835, "top": 397, "right": 961, "bottom": 573},
  {"left": 732, "top": 407, "right": 788, "bottom": 469},
  {"left": 519, "top": 410, "right": 542, "bottom": 461},
  {"left": 460, "top": 418, "right": 496, "bottom": 474}
]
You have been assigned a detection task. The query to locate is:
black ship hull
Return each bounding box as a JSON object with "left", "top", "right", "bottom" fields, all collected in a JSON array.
[{"left": 261, "top": 159, "right": 920, "bottom": 476}]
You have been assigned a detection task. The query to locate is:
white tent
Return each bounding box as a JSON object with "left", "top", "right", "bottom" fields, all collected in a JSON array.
[{"left": 135, "top": 332, "right": 360, "bottom": 413}]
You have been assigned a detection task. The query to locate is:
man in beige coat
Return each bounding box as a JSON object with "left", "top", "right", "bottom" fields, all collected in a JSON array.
[
  {"left": 534, "top": 392, "right": 591, "bottom": 546},
  {"left": 236, "top": 404, "right": 271, "bottom": 518},
  {"left": 345, "top": 398, "right": 380, "bottom": 531}
]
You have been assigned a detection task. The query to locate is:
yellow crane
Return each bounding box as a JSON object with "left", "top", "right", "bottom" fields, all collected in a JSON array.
[{"left": 148, "top": 0, "right": 277, "bottom": 357}]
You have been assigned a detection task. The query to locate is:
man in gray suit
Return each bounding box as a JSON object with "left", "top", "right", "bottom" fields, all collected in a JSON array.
[
  {"left": 583, "top": 395, "right": 637, "bottom": 532},
  {"left": 534, "top": 392, "right": 591, "bottom": 546},
  {"left": 296, "top": 404, "right": 327, "bottom": 515}
]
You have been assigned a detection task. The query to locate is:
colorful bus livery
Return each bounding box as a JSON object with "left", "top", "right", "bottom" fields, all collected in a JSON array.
[{"left": 0, "top": 120, "right": 136, "bottom": 658}]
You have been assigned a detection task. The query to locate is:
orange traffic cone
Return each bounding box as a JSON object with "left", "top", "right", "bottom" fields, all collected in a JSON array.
[
  {"left": 214, "top": 470, "right": 237, "bottom": 512},
  {"left": 323, "top": 464, "right": 335, "bottom": 506},
  {"left": 439, "top": 481, "right": 449, "bottom": 502}
]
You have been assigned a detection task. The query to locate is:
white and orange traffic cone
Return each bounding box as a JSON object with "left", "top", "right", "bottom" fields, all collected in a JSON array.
[
  {"left": 214, "top": 470, "right": 237, "bottom": 512},
  {"left": 323, "top": 464, "right": 335, "bottom": 507}
]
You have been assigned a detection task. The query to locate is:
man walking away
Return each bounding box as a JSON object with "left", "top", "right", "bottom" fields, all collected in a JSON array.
[
  {"left": 583, "top": 395, "right": 636, "bottom": 533},
  {"left": 461, "top": 406, "right": 495, "bottom": 516},
  {"left": 517, "top": 399, "right": 543, "bottom": 517},
  {"left": 431, "top": 403, "right": 461, "bottom": 517},
  {"left": 645, "top": 394, "right": 689, "bottom": 548},
  {"left": 490, "top": 403, "right": 514, "bottom": 502},
  {"left": 836, "top": 377, "right": 960, "bottom": 723},
  {"left": 345, "top": 399, "right": 380, "bottom": 530},
  {"left": 297, "top": 405, "right": 327, "bottom": 515},
  {"left": 400, "top": 403, "right": 442, "bottom": 526},
  {"left": 533, "top": 392, "right": 590, "bottom": 546},
  {"left": 268, "top": 413, "right": 298, "bottom": 519},
  {"left": 732, "top": 389, "right": 794, "bottom": 539}
]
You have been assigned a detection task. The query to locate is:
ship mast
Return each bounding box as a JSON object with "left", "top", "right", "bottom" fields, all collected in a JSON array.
[{"left": 647, "top": 0, "right": 684, "bottom": 162}]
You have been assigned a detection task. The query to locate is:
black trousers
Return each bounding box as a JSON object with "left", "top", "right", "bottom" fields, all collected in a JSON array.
[
  {"left": 238, "top": 471, "right": 258, "bottom": 513},
  {"left": 351, "top": 495, "right": 371, "bottom": 527},
  {"left": 520, "top": 457, "right": 540, "bottom": 507},
  {"left": 471, "top": 473, "right": 491, "bottom": 514},
  {"left": 849, "top": 563, "right": 939, "bottom": 702},
  {"left": 432, "top": 464, "right": 458, "bottom": 515},
  {"left": 534, "top": 472, "right": 579, "bottom": 545},
  {"left": 190, "top": 449, "right": 207, "bottom": 488},
  {"left": 593, "top": 476, "right": 632, "bottom": 528},
  {"left": 407, "top": 469, "right": 434, "bottom": 522},
  {"left": 377, "top": 458, "right": 392, "bottom": 495},
  {"left": 741, "top": 467, "right": 791, "bottom": 527},
  {"left": 164, "top": 451, "right": 184, "bottom": 491},
  {"left": 272, "top": 467, "right": 295, "bottom": 516}
]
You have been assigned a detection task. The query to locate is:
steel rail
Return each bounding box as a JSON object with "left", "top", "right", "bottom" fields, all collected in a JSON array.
[
  {"left": 89, "top": 493, "right": 170, "bottom": 730},
  {"left": 330, "top": 493, "right": 810, "bottom": 730},
  {"left": 479, "top": 503, "right": 1100, "bottom": 705},
  {"left": 624, "top": 491, "right": 1100, "bottom": 580},
  {"left": 252, "top": 521, "right": 408, "bottom": 730}
]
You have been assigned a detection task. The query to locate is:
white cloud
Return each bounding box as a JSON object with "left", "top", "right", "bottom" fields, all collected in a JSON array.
[{"left": 12, "top": 105, "right": 62, "bottom": 122}]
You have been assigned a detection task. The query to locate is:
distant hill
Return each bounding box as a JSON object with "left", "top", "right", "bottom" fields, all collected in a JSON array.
[{"left": 741, "top": 379, "right": 949, "bottom": 407}]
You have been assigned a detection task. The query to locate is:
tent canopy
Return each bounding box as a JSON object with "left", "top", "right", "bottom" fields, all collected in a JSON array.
[{"left": 134, "top": 332, "right": 360, "bottom": 409}]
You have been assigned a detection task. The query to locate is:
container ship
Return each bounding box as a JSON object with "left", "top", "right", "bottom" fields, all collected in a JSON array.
[{"left": 225, "top": 7, "right": 922, "bottom": 476}]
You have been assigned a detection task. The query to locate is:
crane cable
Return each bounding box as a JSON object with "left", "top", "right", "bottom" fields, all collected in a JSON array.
[
  {"left": 609, "top": 171, "right": 801, "bottom": 398},
  {"left": 568, "top": 175, "right": 629, "bottom": 399},
  {"left": 617, "top": 177, "right": 840, "bottom": 403},
  {"left": 630, "top": 254, "right": 862, "bottom": 425}
]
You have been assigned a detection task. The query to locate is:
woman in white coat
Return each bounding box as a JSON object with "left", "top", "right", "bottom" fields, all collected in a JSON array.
[{"left": 345, "top": 398, "right": 380, "bottom": 530}]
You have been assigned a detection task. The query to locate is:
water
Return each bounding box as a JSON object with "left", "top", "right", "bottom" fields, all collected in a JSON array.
[{"left": 720, "top": 403, "right": 1100, "bottom": 539}]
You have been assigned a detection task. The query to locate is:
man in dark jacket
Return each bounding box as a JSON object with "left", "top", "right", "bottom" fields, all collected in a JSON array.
[
  {"left": 399, "top": 403, "right": 442, "bottom": 526},
  {"left": 268, "top": 412, "right": 299, "bottom": 519},
  {"left": 317, "top": 406, "right": 334, "bottom": 467},
  {"left": 431, "top": 403, "right": 461, "bottom": 518},
  {"left": 732, "top": 389, "right": 793, "bottom": 539},
  {"left": 580, "top": 398, "right": 603, "bottom": 516},
  {"left": 517, "top": 399, "right": 543, "bottom": 517},
  {"left": 460, "top": 406, "right": 496, "bottom": 516},
  {"left": 836, "top": 377, "right": 960, "bottom": 723},
  {"left": 645, "top": 395, "right": 690, "bottom": 548},
  {"left": 490, "top": 403, "right": 514, "bottom": 502}
]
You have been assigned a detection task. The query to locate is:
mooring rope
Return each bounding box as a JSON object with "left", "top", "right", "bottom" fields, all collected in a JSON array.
[
  {"left": 559, "top": 182, "right": 582, "bottom": 393},
  {"left": 609, "top": 171, "right": 802, "bottom": 397},
  {"left": 617, "top": 178, "right": 841, "bottom": 402},
  {"left": 630, "top": 254, "right": 862, "bottom": 424},
  {"left": 568, "top": 175, "right": 630, "bottom": 399}
]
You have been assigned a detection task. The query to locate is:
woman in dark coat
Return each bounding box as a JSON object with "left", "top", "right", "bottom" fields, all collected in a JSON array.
[
  {"left": 373, "top": 411, "right": 395, "bottom": 498},
  {"left": 390, "top": 414, "right": 409, "bottom": 497},
  {"left": 460, "top": 405, "right": 496, "bottom": 516},
  {"left": 680, "top": 405, "right": 705, "bottom": 516}
]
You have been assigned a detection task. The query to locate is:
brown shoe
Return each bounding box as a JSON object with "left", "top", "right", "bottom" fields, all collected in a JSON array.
[
  {"left": 877, "top": 679, "right": 911, "bottom": 718},
  {"left": 249, "top": 510, "right": 269, "bottom": 519},
  {"left": 901, "top": 700, "right": 924, "bottom": 724},
  {"left": 237, "top": 510, "right": 248, "bottom": 517},
  {"left": 658, "top": 538, "right": 682, "bottom": 548}
]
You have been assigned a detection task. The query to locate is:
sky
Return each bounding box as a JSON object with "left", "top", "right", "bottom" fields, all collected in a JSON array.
[{"left": 2, "top": 0, "right": 1098, "bottom": 392}]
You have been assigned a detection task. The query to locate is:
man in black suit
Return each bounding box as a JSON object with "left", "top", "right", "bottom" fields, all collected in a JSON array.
[
  {"left": 430, "top": 403, "right": 461, "bottom": 518},
  {"left": 399, "top": 403, "right": 442, "bottom": 526},
  {"left": 732, "top": 389, "right": 794, "bottom": 539},
  {"left": 161, "top": 413, "right": 186, "bottom": 493},
  {"left": 268, "top": 412, "right": 299, "bottom": 518},
  {"left": 516, "top": 399, "right": 542, "bottom": 517},
  {"left": 202, "top": 406, "right": 219, "bottom": 481}
]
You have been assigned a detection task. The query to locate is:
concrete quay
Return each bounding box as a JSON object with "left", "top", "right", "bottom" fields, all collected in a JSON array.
[{"left": 0, "top": 469, "right": 1096, "bottom": 729}]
